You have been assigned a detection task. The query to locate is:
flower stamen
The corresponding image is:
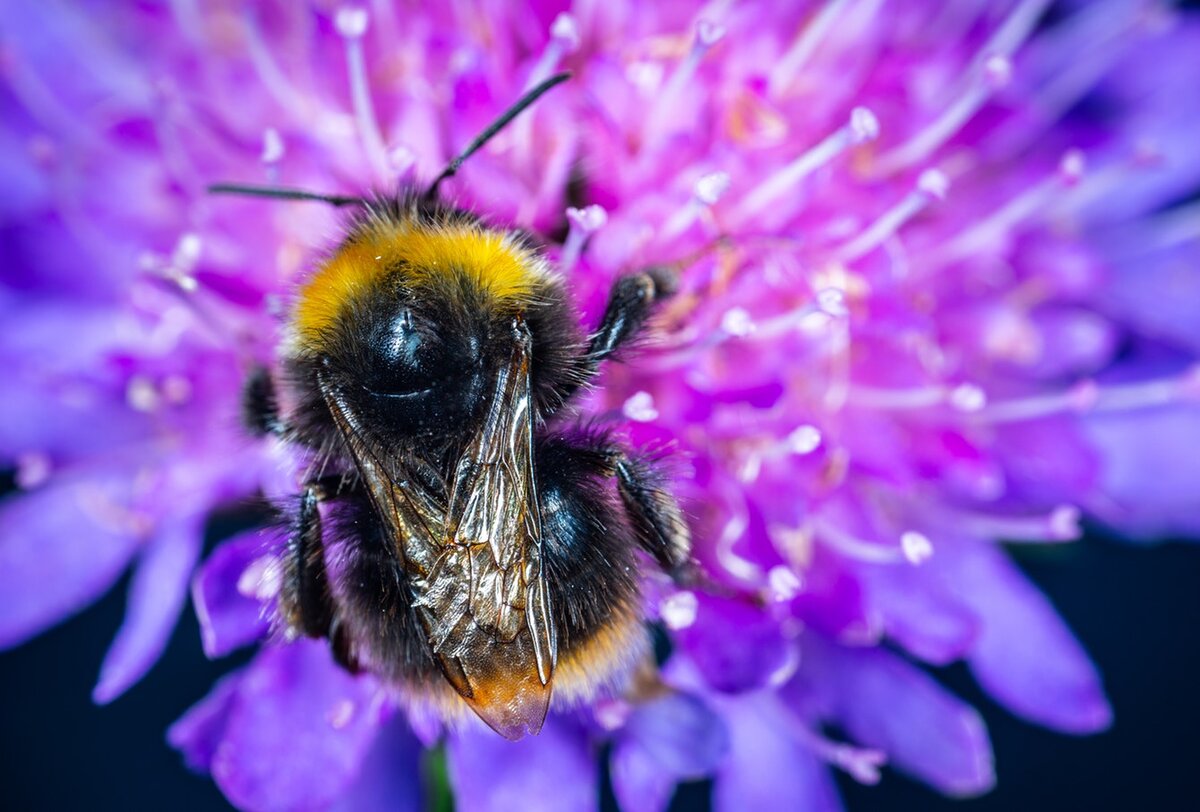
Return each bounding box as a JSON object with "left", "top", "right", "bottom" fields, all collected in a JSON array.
[
  {"left": 737, "top": 107, "right": 879, "bottom": 224},
  {"left": 643, "top": 20, "right": 726, "bottom": 144},
  {"left": 663, "top": 171, "right": 730, "bottom": 238},
  {"left": 526, "top": 13, "right": 580, "bottom": 89},
  {"left": 972, "top": 365, "right": 1200, "bottom": 424},
  {"left": 835, "top": 169, "right": 949, "bottom": 263},
  {"left": 336, "top": 7, "right": 390, "bottom": 179},
  {"left": 873, "top": 55, "right": 1013, "bottom": 176},
  {"left": 940, "top": 504, "right": 1082, "bottom": 542},
  {"left": 560, "top": 204, "right": 607, "bottom": 272},
  {"left": 767, "top": 0, "right": 852, "bottom": 97},
  {"left": 924, "top": 150, "right": 1083, "bottom": 272}
]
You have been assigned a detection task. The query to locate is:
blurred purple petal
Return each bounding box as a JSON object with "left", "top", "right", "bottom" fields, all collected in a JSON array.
[
  {"left": 809, "top": 640, "right": 995, "bottom": 797},
  {"left": 674, "top": 594, "right": 796, "bottom": 693},
  {"left": 447, "top": 716, "right": 597, "bottom": 812},
  {"left": 93, "top": 517, "right": 204, "bottom": 703},
  {"left": 611, "top": 692, "right": 728, "bottom": 812},
  {"left": 1085, "top": 405, "right": 1200, "bottom": 537},
  {"left": 167, "top": 670, "right": 242, "bottom": 774},
  {"left": 712, "top": 694, "right": 842, "bottom": 812},
  {"left": 329, "top": 718, "right": 423, "bottom": 812},
  {"left": 193, "top": 529, "right": 276, "bottom": 659},
  {"left": 943, "top": 543, "right": 1113, "bottom": 734},
  {"left": 211, "top": 641, "right": 382, "bottom": 812},
  {"left": 1100, "top": 242, "right": 1200, "bottom": 355},
  {"left": 863, "top": 565, "right": 979, "bottom": 666},
  {"left": 0, "top": 478, "right": 140, "bottom": 649}
]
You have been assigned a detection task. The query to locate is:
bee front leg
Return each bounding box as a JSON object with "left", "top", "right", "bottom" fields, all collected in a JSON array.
[
  {"left": 566, "top": 268, "right": 677, "bottom": 393},
  {"left": 280, "top": 481, "right": 360, "bottom": 672}
]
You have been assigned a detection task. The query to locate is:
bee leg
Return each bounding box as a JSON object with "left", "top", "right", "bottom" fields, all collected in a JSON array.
[
  {"left": 581, "top": 267, "right": 677, "bottom": 371},
  {"left": 610, "top": 450, "right": 693, "bottom": 581},
  {"left": 280, "top": 482, "right": 361, "bottom": 673},
  {"left": 242, "top": 365, "right": 285, "bottom": 437},
  {"left": 281, "top": 484, "right": 334, "bottom": 638}
]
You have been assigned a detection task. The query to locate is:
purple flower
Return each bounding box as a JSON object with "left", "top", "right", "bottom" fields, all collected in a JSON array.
[{"left": 3, "top": 1, "right": 1200, "bottom": 809}]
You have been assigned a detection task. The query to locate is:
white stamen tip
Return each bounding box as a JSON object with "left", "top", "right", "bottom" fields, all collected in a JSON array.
[
  {"left": 949, "top": 383, "right": 987, "bottom": 412},
  {"left": 720, "top": 307, "right": 755, "bottom": 337},
  {"left": 696, "top": 20, "right": 726, "bottom": 47},
  {"left": 816, "top": 287, "right": 848, "bottom": 317},
  {"left": 237, "top": 555, "right": 283, "bottom": 600},
  {"left": 566, "top": 204, "right": 607, "bottom": 233},
  {"left": 327, "top": 699, "right": 356, "bottom": 730},
  {"left": 787, "top": 424, "right": 823, "bottom": 455},
  {"left": 175, "top": 233, "right": 202, "bottom": 267},
  {"left": 15, "top": 451, "right": 52, "bottom": 489},
  {"left": 1059, "top": 149, "right": 1086, "bottom": 185},
  {"left": 126, "top": 376, "right": 160, "bottom": 412},
  {"left": 622, "top": 390, "right": 659, "bottom": 422},
  {"left": 838, "top": 745, "right": 887, "bottom": 785},
  {"left": 661, "top": 590, "right": 699, "bottom": 630},
  {"left": 261, "top": 128, "right": 284, "bottom": 163},
  {"left": 593, "top": 698, "right": 632, "bottom": 731},
  {"left": 849, "top": 107, "right": 880, "bottom": 144},
  {"left": 1048, "top": 505, "right": 1082, "bottom": 540},
  {"left": 550, "top": 13, "right": 581, "bottom": 52},
  {"left": 694, "top": 170, "right": 731, "bottom": 205},
  {"left": 767, "top": 565, "right": 803, "bottom": 601},
  {"left": 335, "top": 7, "right": 369, "bottom": 38},
  {"left": 917, "top": 168, "right": 950, "bottom": 200},
  {"left": 900, "top": 531, "right": 934, "bottom": 564},
  {"left": 1068, "top": 379, "right": 1100, "bottom": 411},
  {"left": 389, "top": 144, "right": 416, "bottom": 173},
  {"left": 983, "top": 55, "right": 1013, "bottom": 89}
]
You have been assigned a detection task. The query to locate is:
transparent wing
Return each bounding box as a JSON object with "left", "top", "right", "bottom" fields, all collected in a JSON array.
[{"left": 320, "top": 318, "right": 556, "bottom": 740}]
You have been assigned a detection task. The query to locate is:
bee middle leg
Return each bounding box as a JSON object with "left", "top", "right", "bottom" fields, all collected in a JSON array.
[
  {"left": 539, "top": 432, "right": 692, "bottom": 584},
  {"left": 279, "top": 479, "right": 359, "bottom": 672},
  {"left": 609, "top": 449, "right": 693, "bottom": 582}
]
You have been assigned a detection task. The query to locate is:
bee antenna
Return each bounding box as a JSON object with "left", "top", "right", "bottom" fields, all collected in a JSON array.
[
  {"left": 423, "top": 72, "right": 572, "bottom": 203},
  {"left": 207, "top": 183, "right": 366, "bottom": 208}
]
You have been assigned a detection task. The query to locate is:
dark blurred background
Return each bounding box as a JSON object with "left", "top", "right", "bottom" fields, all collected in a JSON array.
[{"left": 1, "top": 530, "right": 1197, "bottom": 811}]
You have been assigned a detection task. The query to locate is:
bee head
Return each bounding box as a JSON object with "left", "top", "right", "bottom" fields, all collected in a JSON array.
[{"left": 288, "top": 212, "right": 562, "bottom": 442}]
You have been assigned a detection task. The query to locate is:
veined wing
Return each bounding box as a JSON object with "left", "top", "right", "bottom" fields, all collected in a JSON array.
[
  {"left": 319, "top": 318, "right": 557, "bottom": 740},
  {"left": 431, "top": 317, "right": 557, "bottom": 738}
]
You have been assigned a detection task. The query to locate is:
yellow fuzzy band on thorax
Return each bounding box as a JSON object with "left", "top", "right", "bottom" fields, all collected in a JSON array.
[{"left": 294, "top": 220, "right": 542, "bottom": 339}]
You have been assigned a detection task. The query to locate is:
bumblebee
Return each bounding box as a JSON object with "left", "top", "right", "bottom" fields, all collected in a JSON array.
[{"left": 218, "top": 74, "right": 692, "bottom": 739}]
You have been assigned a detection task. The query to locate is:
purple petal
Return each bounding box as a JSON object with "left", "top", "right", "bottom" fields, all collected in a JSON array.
[
  {"left": 0, "top": 478, "right": 140, "bottom": 649},
  {"left": 675, "top": 594, "right": 796, "bottom": 693},
  {"left": 193, "top": 529, "right": 276, "bottom": 659},
  {"left": 447, "top": 715, "right": 597, "bottom": 812},
  {"left": 810, "top": 640, "right": 995, "bottom": 797},
  {"left": 712, "top": 694, "right": 842, "bottom": 812},
  {"left": 1085, "top": 405, "right": 1200, "bottom": 537},
  {"left": 1097, "top": 242, "right": 1200, "bottom": 356},
  {"left": 167, "top": 670, "right": 242, "bottom": 774},
  {"left": 610, "top": 747, "right": 673, "bottom": 812},
  {"left": 211, "top": 641, "right": 382, "bottom": 812},
  {"left": 611, "top": 693, "right": 729, "bottom": 812},
  {"left": 943, "top": 543, "right": 1113, "bottom": 734},
  {"left": 862, "top": 565, "right": 979, "bottom": 666},
  {"left": 93, "top": 517, "right": 204, "bottom": 703},
  {"left": 329, "top": 718, "right": 423, "bottom": 812}
]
